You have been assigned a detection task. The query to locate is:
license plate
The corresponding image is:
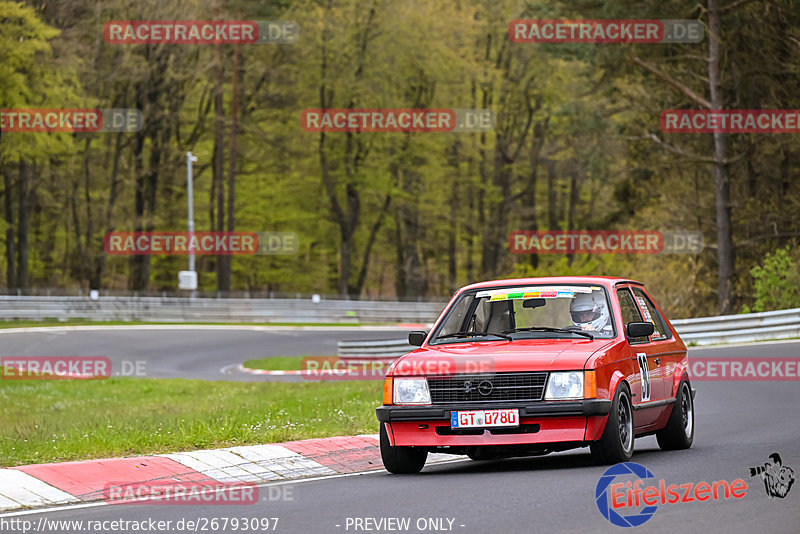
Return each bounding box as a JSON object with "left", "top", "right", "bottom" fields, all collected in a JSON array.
[{"left": 450, "top": 409, "right": 519, "bottom": 428}]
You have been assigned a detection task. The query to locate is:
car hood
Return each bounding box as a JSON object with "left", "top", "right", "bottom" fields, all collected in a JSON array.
[{"left": 389, "top": 338, "right": 616, "bottom": 376}]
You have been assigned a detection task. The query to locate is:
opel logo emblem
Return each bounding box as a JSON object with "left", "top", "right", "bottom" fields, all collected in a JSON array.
[
  {"left": 463, "top": 380, "right": 473, "bottom": 393},
  {"left": 478, "top": 380, "right": 494, "bottom": 396}
]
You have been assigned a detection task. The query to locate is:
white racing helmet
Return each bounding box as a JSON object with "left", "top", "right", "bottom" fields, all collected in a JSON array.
[{"left": 569, "top": 292, "right": 609, "bottom": 331}]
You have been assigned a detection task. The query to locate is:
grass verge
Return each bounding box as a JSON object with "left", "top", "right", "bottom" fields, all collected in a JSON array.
[
  {"left": 243, "top": 356, "right": 307, "bottom": 371},
  {"left": 0, "top": 376, "right": 381, "bottom": 467}
]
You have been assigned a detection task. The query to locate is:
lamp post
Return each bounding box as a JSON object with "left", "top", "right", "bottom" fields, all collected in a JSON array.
[{"left": 179, "top": 152, "right": 199, "bottom": 291}]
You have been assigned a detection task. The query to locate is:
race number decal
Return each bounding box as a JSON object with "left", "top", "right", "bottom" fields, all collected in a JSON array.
[
  {"left": 635, "top": 296, "right": 654, "bottom": 322},
  {"left": 637, "top": 353, "right": 651, "bottom": 402}
]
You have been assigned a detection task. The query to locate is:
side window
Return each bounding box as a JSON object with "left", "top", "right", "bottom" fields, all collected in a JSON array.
[
  {"left": 472, "top": 300, "right": 489, "bottom": 332},
  {"left": 633, "top": 289, "right": 670, "bottom": 341},
  {"left": 439, "top": 295, "right": 473, "bottom": 337},
  {"left": 485, "top": 301, "right": 513, "bottom": 333},
  {"left": 617, "top": 288, "right": 648, "bottom": 343}
]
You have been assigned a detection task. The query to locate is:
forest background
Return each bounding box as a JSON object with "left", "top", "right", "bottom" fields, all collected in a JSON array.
[{"left": 2, "top": 0, "right": 799, "bottom": 319}]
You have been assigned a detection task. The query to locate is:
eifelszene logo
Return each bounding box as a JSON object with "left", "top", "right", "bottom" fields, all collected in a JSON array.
[
  {"left": 749, "top": 453, "right": 795, "bottom": 499},
  {"left": 595, "top": 462, "right": 748, "bottom": 527}
]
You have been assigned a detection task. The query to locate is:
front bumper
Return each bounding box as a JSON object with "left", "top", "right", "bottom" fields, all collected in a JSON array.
[
  {"left": 377, "top": 400, "right": 611, "bottom": 447},
  {"left": 376, "top": 399, "right": 611, "bottom": 423}
]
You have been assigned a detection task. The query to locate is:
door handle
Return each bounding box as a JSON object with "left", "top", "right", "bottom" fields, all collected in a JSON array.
[{"left": 654, "top": 358, "right": 661, "bottom": 365}]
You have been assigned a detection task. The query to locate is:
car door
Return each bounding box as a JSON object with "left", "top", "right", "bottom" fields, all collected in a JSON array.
[
  {"left": 616, "top": 286, "right": 662, "bottom": 427},
  {"left": 631, "top": 287, "right": 683, "bottom": 400}
]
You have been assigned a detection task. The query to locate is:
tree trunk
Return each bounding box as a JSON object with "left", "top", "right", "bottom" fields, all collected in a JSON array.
[
  {"left": 16, "top": 160, "right": 31, "bottom": 290},
  {"left": 480, "top": 147, "right": 513, "bottom": 278},
  {"left": 129, "top": 81, "right": 148, "bottom": 291},
  {"left": 448, "top": 177, "right": 458, "bottom": 290},
  {"left": 708, "top": 0, "right": 735, "bottom": 313},
  {"left": 4, "top": 168, "right": 15, "bottom": 289},
  {"left": 354, "top": 193, "right": 391, "bottom": 296},
  {"left": 566, "top": 168, "right": 580, "bottom": 266},
  {"left": 525, "top": 119, "right": 547, "bottom": 269},
  {"left": 82, "top": 137, "right": 94, "bottom": 287},
  {"left": 94, "top": 129, "right": 124, "bottom": 288},
  {"left": 546, "top": 158, "right": 559, "bottom": 230},
  {"left": 446, "top": 141, "right": 461, "bottom": 290},
  {"left": 214, "top": 42, "right": 229, "bottom": 292},
  {"left": 316, "top": 2, "right": 376, "bottom": 297},
  {"left": 226, "top": 44, "right": 242, "bottom": 289}
]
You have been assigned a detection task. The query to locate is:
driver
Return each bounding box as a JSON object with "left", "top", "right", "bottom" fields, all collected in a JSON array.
[{"left": 569, "top": 292, "right": 611, "bottom": 333}]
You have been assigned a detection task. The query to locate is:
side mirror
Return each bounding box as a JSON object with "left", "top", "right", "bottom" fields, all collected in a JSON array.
[
  {"left": 626, "top": 322, "right": 655, "bottom": 339},
  {"left": 408, "top": 331, "right": 427, "bottom": 347}
]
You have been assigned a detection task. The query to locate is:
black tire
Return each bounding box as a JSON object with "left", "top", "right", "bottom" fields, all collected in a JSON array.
[
  {"left": 379, "top": 424, "right": 427, "bottom": 474},
  {"left": 590, "top": 383, "right": 634, "bottom": 465},
  {"left": 656, "top": 380, "right": 694, "bottom": 451}
]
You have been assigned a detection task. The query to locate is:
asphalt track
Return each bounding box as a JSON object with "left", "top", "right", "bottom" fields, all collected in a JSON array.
[
  {"left": 2, "top": 330, "right": 799, "bottom": 533},
  {"left": 0, "top": 326, "right": 407, "bottom": 381}
]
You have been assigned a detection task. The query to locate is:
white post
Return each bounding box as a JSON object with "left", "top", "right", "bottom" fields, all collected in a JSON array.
[
  {"left": 186, "top": 151, "right": 197, "bottom": 272},
  {"left": 179, "top": 152, "right": 199, "bottom": 292}
]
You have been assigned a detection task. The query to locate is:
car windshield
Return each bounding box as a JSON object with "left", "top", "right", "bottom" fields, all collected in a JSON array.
[{"left": 430, "top": 284, "right": 615, "bottom": 344}]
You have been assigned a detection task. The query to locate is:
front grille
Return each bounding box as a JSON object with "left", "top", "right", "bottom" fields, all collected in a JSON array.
[{"left": 427, "top": 372, "right": 548, "bottom": 404}]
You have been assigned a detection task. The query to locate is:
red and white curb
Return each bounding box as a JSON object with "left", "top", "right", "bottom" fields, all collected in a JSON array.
[{"left": 0, "top": 434, "right": 456, "bottom": 512}]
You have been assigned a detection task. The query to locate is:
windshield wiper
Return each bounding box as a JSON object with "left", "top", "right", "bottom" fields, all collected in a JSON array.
[
  {"left": 503, "top": 326, "right": 594, "bottom": 340},
  {"left": 436, "top": 330, "right": 513, "bottom": 341}
]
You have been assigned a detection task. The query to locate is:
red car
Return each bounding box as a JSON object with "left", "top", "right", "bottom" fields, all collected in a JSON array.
[{"left": 377, "top": 276, "right": 696, "bottom": 473}]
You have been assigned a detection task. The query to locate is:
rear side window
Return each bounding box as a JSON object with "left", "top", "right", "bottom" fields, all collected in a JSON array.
[
  {"left": 617, "top": 288, "right": 648, "bottom": 343},
  {"left": 632, "top": 288, "right": 671, "bottom": 341}
]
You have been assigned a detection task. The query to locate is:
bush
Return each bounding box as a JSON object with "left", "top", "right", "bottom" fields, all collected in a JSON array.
[{"left": 745, "top": 246, "right": 800, "bottom": 313}]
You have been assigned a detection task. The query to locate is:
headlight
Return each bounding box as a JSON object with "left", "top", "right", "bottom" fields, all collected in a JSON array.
[
  {"left": 393, "top": 378, "right": 431, "bottom": 405},
  {"left": 544, "top": 371, "right": 584, "bottom": 400}
]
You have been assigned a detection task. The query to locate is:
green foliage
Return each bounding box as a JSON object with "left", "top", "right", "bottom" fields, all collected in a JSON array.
[
  {"left": 744, "top": 246, "right": 800, "bottom": 313},
  {"left": 0, "top": 1, "right": 80, "bottom": 163},
  {"left": 0, "top": 0, "right": 799, "bottom": 319}
]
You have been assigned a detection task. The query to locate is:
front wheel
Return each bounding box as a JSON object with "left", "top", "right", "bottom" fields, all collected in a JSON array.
[
  {"left": 656, "top": 380, "right": 694, "bottom": 450},
  {"left": 379, "top": 424, "right": 427, "bottom": 474},
  {"left": 590, "top": 383, "right": 634, "bottom": 464}
]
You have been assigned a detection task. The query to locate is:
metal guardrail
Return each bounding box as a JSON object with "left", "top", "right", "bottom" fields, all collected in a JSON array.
[
  {"left": 0, "top": 296, "right": 444, "bottom": 324},
  {"left": 337, "top": 307, "right": 800, "bottom": 357},
  {"left": 672, "top": 307, "right": 800, "bottom": 346},
  {"left": 0, "top": 294, "right": 797, "bottom": 348}
]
